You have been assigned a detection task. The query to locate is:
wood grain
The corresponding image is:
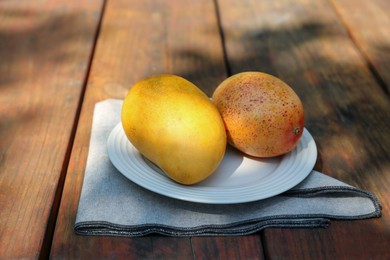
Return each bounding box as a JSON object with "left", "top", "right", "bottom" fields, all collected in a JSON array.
[
  {"left": 0, "top": 0, "right": 103, "bottom": 258},
  {"left": 329, "top": 0, "right": 390, "bottom": 93},
  {"left": 191, "top": 235, "right": 264, "bottom": 259},
  {"left": 217, "top": 0, "right": 390, "bottom": 258},
  {"left": 50, "top": 0, "right": 264, "bottom": 258}
]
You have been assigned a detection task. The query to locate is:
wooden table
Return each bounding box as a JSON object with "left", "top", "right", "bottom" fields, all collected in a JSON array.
[{"left": 1, "top": 0, "right": 389, "bottom": 259}]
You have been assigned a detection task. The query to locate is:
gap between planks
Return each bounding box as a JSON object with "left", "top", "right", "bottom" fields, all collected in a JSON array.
[{"left": 38, "top": 1, "right": 108, "bottom": 259}]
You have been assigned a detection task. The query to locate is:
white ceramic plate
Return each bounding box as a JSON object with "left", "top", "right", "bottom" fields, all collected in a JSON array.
[{"left": 107, "top": 123, "right": 317, "bottom": 204}]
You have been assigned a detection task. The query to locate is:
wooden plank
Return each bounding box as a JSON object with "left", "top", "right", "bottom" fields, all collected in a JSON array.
[
  {"left": 50, "top": 0, "right": 265, "bottom": 258},
  {"left": 0, "top": 0, "right": 103, "bottom": 259},
  {"left": 191, "top": 235, "right": 264, "bottom": 259},
  {"left": 329, "top": 0, "right": 390, "bottom": 93},
  {"left": 217, "top": 0, "right": 390, "bottom": 258}
]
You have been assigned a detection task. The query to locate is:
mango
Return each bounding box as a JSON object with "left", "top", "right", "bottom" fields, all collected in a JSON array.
[
  {"left": 212, "top": 72, "right": 304, "bottom": 158},
  {"left": 121, "top": 74, "right": 227, "bottom": 185}
]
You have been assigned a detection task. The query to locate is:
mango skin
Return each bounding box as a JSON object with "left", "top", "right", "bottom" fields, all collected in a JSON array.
[
  {"left": 121, "top": 75, "right": 227, "bottom": 185},
  {"left": 212, "top": 72, "right": 304, "bottom": 158}
]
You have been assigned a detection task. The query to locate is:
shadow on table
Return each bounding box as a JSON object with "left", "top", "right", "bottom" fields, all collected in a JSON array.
[{"left": 0, "top": 7, "right": 94, "bottom": 87}]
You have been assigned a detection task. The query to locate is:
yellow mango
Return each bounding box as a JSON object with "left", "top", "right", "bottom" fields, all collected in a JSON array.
[{"left": 121, "top": 75, "right": 227, "bottom": 185}]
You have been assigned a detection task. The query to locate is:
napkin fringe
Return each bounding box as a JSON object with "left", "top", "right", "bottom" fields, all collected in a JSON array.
[
  {"left": 285, "top": 185, "right": 382, "bottom": 219},
  {"left": 74, "top": 186, "right": 381, "bottom": 237},
  {"left": 74, "top": 217, "right": 330, "bottom": 237},
  {"left": 75, "top": 197, "right": 381, "bottom": 237}
]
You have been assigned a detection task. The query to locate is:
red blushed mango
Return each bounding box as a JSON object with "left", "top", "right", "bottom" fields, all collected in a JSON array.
[{"left": 212, "top": 72, "right": 304, "bottom": 158}]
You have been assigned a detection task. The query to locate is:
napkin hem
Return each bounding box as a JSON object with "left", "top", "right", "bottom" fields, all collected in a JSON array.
[
  {"left": 74, "top": 217, "right": 330, "bottom": 237},
  {"left": 285, "top": 186, "right": 382, "bottom": 218},
  {"left": 75, "top": 199, "right": 382, "bottom": 238},
  {"left": 74, "top": 186, "right": 381, "bottom": 237}
]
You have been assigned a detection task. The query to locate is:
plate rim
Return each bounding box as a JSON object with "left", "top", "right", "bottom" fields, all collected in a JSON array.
[{"left": 107, "top": 123, "right": 317, "bottom": 204}]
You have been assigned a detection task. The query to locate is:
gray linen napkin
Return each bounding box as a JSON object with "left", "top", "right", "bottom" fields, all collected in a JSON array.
[{"left": 74, "top": 99, "right": 381, "bottom": 237}]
